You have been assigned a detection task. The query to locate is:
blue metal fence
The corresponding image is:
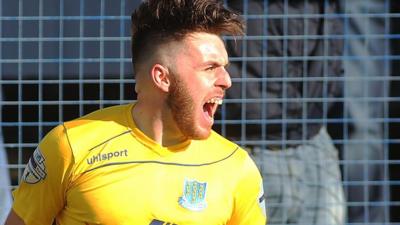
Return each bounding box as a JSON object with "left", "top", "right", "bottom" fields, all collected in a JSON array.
[{"left": 1, "top": 0, "right": 399, "bottom": 224}]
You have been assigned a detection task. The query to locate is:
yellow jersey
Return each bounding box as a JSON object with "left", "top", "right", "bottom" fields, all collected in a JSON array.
[{"left": 12, "top": 103, "right": 266, "bottom": 225}]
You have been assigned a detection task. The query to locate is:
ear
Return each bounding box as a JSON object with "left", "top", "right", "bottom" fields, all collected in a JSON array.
[{"left": 150, "top": 64, "right": 170, "bottom": 92}]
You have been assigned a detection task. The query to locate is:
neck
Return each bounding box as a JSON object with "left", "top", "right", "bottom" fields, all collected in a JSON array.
[{"left": 132, "top": 101, "right": 188, "bottom": 147}]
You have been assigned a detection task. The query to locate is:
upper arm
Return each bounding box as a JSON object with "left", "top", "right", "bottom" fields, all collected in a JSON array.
[
  {"left": 5, "top": 209, "right": 25, "bottom": 225},
  {"left": 228, "top": 154, "right": 266, "bottom": 225},
  {"left": 11, "top": 124, "right": 74, "bottom": 225}
]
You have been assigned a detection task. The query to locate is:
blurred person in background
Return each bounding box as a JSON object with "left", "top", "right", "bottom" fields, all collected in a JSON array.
[
  {"left": 337, "top": 0, "right": 390, "bottom": 222},
  {"left": 0, "top": 91, "right": 12, "bottom": 225},
  {"left": 223, "top": 0, "right": 345, "bottom": 224},
  {"left": 0, "top": 137, "right": 12, "bottom": 225}
]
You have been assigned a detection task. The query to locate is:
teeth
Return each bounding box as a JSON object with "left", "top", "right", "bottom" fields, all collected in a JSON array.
[{"left": 206, "top": 98, "right": 223, "bottom": 105}]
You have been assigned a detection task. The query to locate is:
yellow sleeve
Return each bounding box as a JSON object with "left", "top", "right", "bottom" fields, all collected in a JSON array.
[
  {"left": 228, "top": 152, "right": 267, "bottom": 225},
  {"left": 12, "top": 124, "right": 74, "bottom": 225}
]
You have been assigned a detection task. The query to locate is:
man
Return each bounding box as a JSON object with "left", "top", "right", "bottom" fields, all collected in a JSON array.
[
  {"left": 5, "top": 0, "right": 266, "bottom": 224},
  {"left": 0, "top": 91, "right": 12, "bottom": 225},
  {"left": 337, "top": 0, "right": 390, "bottom": 222}
]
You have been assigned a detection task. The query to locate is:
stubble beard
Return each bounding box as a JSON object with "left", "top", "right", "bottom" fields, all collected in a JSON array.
[{"left": 167, "top": 76, "right": 211, "bottom": 140}]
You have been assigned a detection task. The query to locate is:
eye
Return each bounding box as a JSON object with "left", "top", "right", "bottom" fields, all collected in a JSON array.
[
  {"left": 206, "top": 67, "right": 215, "bottom": 71},
  {"left": 205, "top": 64, "right": 218, "bottom": 71}
]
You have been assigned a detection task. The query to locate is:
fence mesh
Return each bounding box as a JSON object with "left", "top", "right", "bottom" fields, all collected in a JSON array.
[{"left": 1, "top": 0, "right": 400, "bottom": 224}]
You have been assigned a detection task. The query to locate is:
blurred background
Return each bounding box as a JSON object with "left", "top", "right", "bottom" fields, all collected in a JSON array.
[{"left": 1, "top": 0, "right": 400, "bottom": 224}]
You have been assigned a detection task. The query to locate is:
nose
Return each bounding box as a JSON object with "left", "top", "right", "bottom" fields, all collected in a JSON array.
[{"left": 216, "top": 67, "right": 232, "bottom": 90}]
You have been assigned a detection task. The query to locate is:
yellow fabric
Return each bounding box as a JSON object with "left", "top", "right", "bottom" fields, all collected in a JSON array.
[{"left": 12, "top": 103, "right": 266, "bottom": 225}]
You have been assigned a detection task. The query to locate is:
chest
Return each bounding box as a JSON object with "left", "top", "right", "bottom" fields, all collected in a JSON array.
[{"left": 62, "top": 162, "right": 237, "bottom": 225}]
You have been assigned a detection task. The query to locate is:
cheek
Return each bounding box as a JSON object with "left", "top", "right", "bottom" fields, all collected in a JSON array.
[
  {"left": 191, "top": 85, "right": 208, "bottom": 101},
  {"left": 185, "top": 79, "right": 206, "bottom": 94},
  {"left": 180, "top": 73, "right": 214, "bottom": 100},
  {"left": 194, "top": 76, "right": 214, "bottom": 90}
]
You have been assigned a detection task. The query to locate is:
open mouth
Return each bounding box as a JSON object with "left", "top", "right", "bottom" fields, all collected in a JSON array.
[{"left": 203, "top": 97, "right": 223, "bottom": 120}]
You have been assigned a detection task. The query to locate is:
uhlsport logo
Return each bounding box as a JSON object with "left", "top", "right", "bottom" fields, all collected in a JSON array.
[
  {"left": 86, "top": 149, "right": 128, "bottom": 165},
  {"left": 22, "top": 147, "right": 47, "bottom": 184},
  {"left": 178, "top": 178, "right": 207, "bottom": 211}
]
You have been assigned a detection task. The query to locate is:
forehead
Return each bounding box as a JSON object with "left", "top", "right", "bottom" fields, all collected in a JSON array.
[{"left": 178, "top": 32, "right": 228, "bottom": 65}]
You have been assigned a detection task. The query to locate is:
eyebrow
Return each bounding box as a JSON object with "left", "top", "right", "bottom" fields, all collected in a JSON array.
[{"left": 202, "top": 60, "right": 230, "bottom": 68}]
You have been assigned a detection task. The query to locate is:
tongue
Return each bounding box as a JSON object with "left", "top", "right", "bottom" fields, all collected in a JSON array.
[{"left": 203, "top": 103, "right": 214, "bottom": 118}]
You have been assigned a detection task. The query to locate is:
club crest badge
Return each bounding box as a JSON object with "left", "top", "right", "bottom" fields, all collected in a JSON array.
[
  {"left": 178, "top": 179, "right": 207, "bottom": 211},
  {"left": 22, "top": 147, "right": 47, "bottom": 184}
]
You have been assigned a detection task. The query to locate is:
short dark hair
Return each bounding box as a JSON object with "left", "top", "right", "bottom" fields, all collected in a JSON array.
[{"left": 130, "top": 0, "right": 244, "bottom": 71}]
